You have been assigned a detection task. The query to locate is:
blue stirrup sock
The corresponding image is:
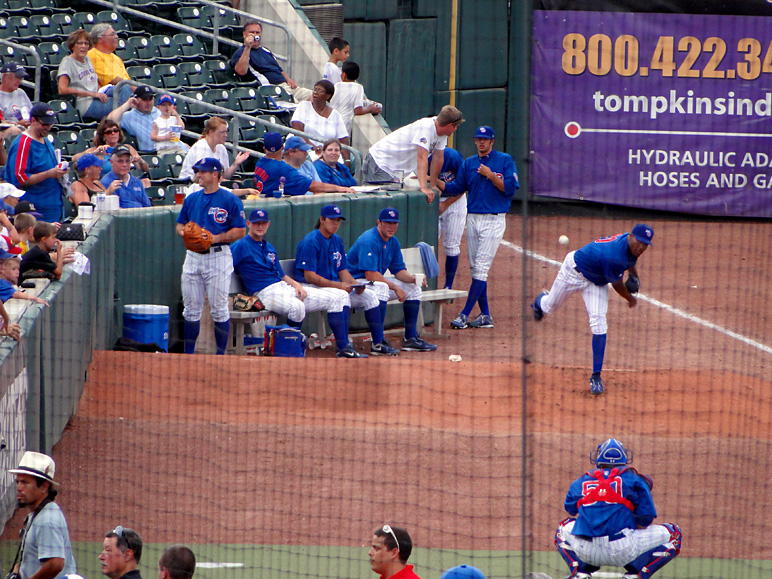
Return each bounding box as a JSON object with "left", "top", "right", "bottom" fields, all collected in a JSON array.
[
  {"left": 444, "top": 255, "right": 459, "bottom": 289},
  {"left": 379, "top": 300, "right": 388, "bottom": 324},
  {"left": 477, "top": 281, "right": 489, "bottom": 316},
  {"left": 183, "top": 320, "right": 200, "bottom": 354},
  {"left": 461, "top": 278, "right": 486, "bottom": 316},
  {"left": 214, "top": 320, "right": 230, "bottom": 355},
  {"left": 403, "top": 299, "right": 420, "bottom": 339},
  {"left": 364, "top": 306, "right": 384, "bottom": 344},
  {"left": 592, "top": 333, "right": 607, "bottom": 375},
  {"left": 327, "top": 311, "right": 348, "bottom": 350}
]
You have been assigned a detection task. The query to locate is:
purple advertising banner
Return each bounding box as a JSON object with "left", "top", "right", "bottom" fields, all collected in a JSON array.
[{"left": 530, "top": 10, "right": 772, "bottom": 217}]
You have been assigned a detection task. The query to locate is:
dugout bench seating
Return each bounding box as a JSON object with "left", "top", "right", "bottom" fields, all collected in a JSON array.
[{"left": 227, "top": 247, "right": 467, "bottom": 355}]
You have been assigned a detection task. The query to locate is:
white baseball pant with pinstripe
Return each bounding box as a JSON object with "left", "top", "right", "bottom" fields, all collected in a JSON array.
[
  {"left": 182, "top": 247, "right": 233, "bottom": 323},
  {"left": 467, "top": 213, "right": 506, "bottom": 281},
  {"left": 439, "top": 194, "right": 467, "bottom": 257},
  {"left": 358, "top": 278, "right": 421, "bottom": 302},
  {"left": 540, "top": 251, "right": 608, "bottom": 334},
  {"left": 258, "top": 282, "right": 349, "bottom": 324},
  {"left": 557, "top": 518, "right": 671, "bottom": 567}
]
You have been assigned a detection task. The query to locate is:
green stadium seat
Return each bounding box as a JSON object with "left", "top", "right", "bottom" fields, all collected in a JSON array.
[
  {"left": 71, "top": 12, "right": 97, "bottom": 32},
  {"left": 48, "top": 100, "right": 83, "bottom": 130},
  {"left": 229, "top": 87, "right": 264, "bottom": 116},
  {"left": 153, "top": 64, "right": 189, "bottom": 93},
  {"left": 176, "top": 62, "right": 212, "bottom": 91},
  {"left": 96, "top": 11, "right": 134, "bottom": 38},
  {"left": 176, "top": 7, "right": 210, "bottom": 30},
  {"left": 114, "top": 38, "right": 139, "bottom": 67},
  {"left": 126, "top": 66, "right": 165, "bottom": 90},
  {"left": 37, "top": 42, "right": 66, "bottom": 71},
  {"left": 8, "top": 16, "right": 37, "bottom": 43},
  {"left": 203, "top": 88, "right": 231, "bottom": 112},
  {"left": 51, "top": 14, "right": 80, "bottom": 37},
  {"left": 236, "top": 121, "right": 265, "bottom": 148},
  {"left": 30, "top": 15, "right": 64, "bottom": 43},
  {"left": 126, "top": 36, "right": 160, "bottom": 65},
  {"left": 203, "top": 59, "right": 237, "bottom": 89},
  {"left": 149, "top": 36, "right": 182, "bottom": 63},
  {"left": 0, "top": 17, "right": 17, "bottom": 41},
  {"left": 172, "top": 33, "right": 210, "bottom": 63}
]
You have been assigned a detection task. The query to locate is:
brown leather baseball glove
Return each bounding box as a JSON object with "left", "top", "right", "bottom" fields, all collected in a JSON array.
[{"left": 182, "top": 221, "right": 213, "bottom": 253}]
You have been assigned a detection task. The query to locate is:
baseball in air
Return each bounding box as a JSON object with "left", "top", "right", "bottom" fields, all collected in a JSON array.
[{"left": 559, "top": 235, "right": 569, "bottom": 246}]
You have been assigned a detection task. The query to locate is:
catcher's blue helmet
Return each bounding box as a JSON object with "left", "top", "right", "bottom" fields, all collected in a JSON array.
[
  {"left": 590, "top": 438, "right": 632, "bottom": 467},
  {"left": 440, "top": 566, "right": 487, "bottom": 579}
]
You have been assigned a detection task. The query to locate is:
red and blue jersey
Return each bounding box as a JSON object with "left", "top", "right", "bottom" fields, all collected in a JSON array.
[
  {"left": 442, "top": 149, "right": 518, "bottom": 214},
  {"left": 231, "top": 235, "right": 285, "bottom": 295},
  {"left": 4, "top": 134, "right": 63, "bottom": 223},
  {"left": 573, "top": 233, "right": 638, "bottom": 286},
  {"left": 254, "top": 157, "right": 312, "bottom": 197},
  {"left": 294, "top": 229, "right": 347, "bottom": 282},
  {"left": 176, "top": 188, "right": 246, "bottom": 237}
]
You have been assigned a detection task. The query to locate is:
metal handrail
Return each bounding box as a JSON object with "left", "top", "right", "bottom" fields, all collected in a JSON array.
[{"left": 0, "top": 39, "right": 42, "bottom": 101}]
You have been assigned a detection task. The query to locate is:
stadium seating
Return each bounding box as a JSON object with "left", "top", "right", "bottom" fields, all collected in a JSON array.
[
  {"left": 175, "top": 62, "right": 212, "bottom": 91},
  {"left": 126, "top": 65, "right": 164, "bottom": 90}
]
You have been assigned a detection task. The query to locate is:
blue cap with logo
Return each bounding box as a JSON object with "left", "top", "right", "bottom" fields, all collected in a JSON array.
[
  {"left": 192, "top": 157, "right": 223, "bottom": 173},
  {"left": 320, "top": 204, "right": 345, "bottom": 220},
  {"left": 378, "top": 207, "right": 400, "bottom": 223},
  {"left": 248, "top": 208, "right": 270, "bottom": 222},
  {"left": 158, "top": 94, "right": 175, "bottom": 105},
  {"left": 284, "top": 136, "right": 312, "bottom": 151},
  {"left": 264, "top": 132, "right": 283, "bottom": 153},
  {"left": 77, "top": 153, "right": 103, "bottom": 171},
  {"left": 474, "top": 126, "right": 494, "bottom": 139},
  {"left": 30, "top": 103, "right": 56, "bottom": 125},
  {"left": 631, "top": 223, "right": 654, "bottom": 245}
]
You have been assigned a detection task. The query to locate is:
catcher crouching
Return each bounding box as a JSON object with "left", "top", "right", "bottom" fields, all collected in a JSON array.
[{"left": 175, "top": 157, "right": 246, "bottom": 354}]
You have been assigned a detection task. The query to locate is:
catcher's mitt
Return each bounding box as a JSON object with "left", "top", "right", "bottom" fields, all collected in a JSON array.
[
  {"left": 183, "top": 221, "right": 213, "bottom": 253},
  {"left": 233, "top": 294, "right": 265, "bottom": 312},
  {"left": 624, "top": 274, "right": 640, "bottom": 294}
]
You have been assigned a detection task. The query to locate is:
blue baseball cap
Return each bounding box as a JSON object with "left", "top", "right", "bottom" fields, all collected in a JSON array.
[
  {"left": 378, "top": 207, "right": 400, "bottom": 223},
  {"left": 284, "top": 136, "right": 312, "bottom": 151},
  {"left": 248, "top": 208, "right": 270, "bottom": 222},
  {"left": 440, "top": 566, "right": 487, "bottom": 579},
  {"left": 320, "top": 204, "right": 345, "bottom": 220},
  {"left": 158, "top": 94, "right": 175, "bottom": 105},
  {"left": 264, "top": 132, "right": 283, "bottom": 153},
  {"left": 631, "top": 223, "right": 654, "bottom": 245},
  {"left": 30, "top": 103, "right": 56, "bottom": 125},
  {"left": 192, "top": 157, "right": 223, "bottom": 173},
  {"left": 77, "top": 153, "right": 102, "bottom": 171},
  {"left": 474, "top": 126, "right": 494, "bottom": 139}
]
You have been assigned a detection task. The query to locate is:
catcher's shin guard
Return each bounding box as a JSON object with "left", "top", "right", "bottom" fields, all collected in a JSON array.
[
  {"left": 555, "top": 520, "right": 599, "bottom": 577},
  {"left": 625, "top": 523, "right": 682, "bottom": 578}
]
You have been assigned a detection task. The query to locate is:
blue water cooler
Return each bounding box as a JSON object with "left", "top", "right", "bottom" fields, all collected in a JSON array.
[{"left": 123, "top": 305, "right": 169, "bottom": 351}]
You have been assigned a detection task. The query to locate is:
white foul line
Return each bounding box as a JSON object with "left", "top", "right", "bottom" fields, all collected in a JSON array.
[{"left": 502, "top": 240, "right": 772, "bottom": 355}]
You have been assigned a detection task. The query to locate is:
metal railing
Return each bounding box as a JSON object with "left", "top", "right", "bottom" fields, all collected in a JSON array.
[{"left": 0, "top": 39, "right": 42, "bottom": 101}]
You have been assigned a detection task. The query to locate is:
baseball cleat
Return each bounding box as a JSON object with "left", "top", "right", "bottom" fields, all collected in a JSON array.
[
  {"left": 531, "top": 291, "right": 547, "bottom": 321},
  {"left": 336, "top": 345, "right": 369, "bottom": 358},
  {"left": 589, "top": 373, "right": 604, "bottom": 395},
  {"left": 370, "top": 340, "right": 400, "bottom": 356},
  {"left": 450, "top": 313, "right": 469, "bottom": 329},
  {"left": 468, "top": 314, "right": 494, "bottom": 328},
  {"left": 401, "top": 336, "right": 438, "bottom": 352}
]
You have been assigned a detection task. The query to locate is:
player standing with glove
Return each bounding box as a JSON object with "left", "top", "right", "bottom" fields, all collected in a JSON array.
[{"left": 531, "top": 224, "right": 653, "bottom": 395}]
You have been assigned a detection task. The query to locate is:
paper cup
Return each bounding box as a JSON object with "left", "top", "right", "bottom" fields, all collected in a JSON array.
[
  {"left": 78, "top": 203, "right": 94, "bottom": 219},
  {"left": 414, "top": 273, "right": 425, "bottom": 288}
]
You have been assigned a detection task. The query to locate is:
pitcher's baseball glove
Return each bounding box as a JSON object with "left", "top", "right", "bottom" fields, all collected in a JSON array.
[
  {"left": 233, "top": 294, "right": 265, "bottom": 312},
  {"left": 183, "top": 221, "right": 213, "bottom": 253},
  {"left": 624, "top": 274, "right": 640, "bottom": 294}
]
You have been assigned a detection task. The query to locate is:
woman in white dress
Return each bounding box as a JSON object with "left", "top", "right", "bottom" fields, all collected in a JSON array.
[
  {"left": 290, "top": 80, "right": 350, "bottom": 163},
  {"left": 179, "top": 117, "right": 250, "bottom": 181}
]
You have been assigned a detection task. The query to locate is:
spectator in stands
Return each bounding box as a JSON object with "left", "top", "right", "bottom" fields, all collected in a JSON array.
[
  {"left": 99, "top": 526, "right": 144, "bottom": 579},
  {"left": 179, "top": 117, "right": 249, "bottom": 182},
  {"left": 0, "top": 62, "right": 32, "bottom": 139},
  {"left": 331, "top": 61, "right": 381, "bottom": 137},
  {"left": 230, "top": 20, "right": 312, "bottom": 101},
  {"left": 1, "top": 250, "right": 48, "bottom": 313},
  {"left": 323, "top": 37, "right": 349, "bottom": 85},
  {"left": 20, "top": 222, "right": 75, "bottom": 281},
  {"left": 314, "top": 139, "right": 356, "bottom": 187},
  {"left": 363, "top": 105, "right": 464, "bottom": 204},
  {"left": 100, "top": 145, "right": 151, "bottom": 208},
  {"left": 0, "top": 200, "right": 19, "bottom": 244},
  {"left": 71, "top": 153, "right": 119, "bottom": 207},
  {"left": 12, "top": 212, "right": 35, "bottom": 253},
  {"left": 4, "top": 103, "right": 67, "bottom": 223},
  {"left": 254, "top": 132, "right": 355, "bottom": 197},
  {"left": 158, "top": 545, "right": 196, "bottom": 579},
  {"left": 13, "top": 200, "right": 43, "bottom": 218},
  {"left": 290, "top": 80, "right": 350, "bottom": 161},
  {"left": 88, "top": 23, "right": 134, "bottom": 104},
  {"left": 283, "top": 136, "right": 320, "bottom": 181},
  {"left": 151, "top": 94, "right": 187, "bottom": 154},
  {"left": 57, "top": 29, "right": 112, "bottom": 122},
  {"left": 347, "top": 207, "right": 438, "bottom": 353},
  {"left": 107, "top": 86, "right": 158, "bottom": 152},
  {"left": 369, "top": 526, "right": 418, "bottom": 579},
  {"left": 72, "top": 118, "right": 149, "bottom": 178}
]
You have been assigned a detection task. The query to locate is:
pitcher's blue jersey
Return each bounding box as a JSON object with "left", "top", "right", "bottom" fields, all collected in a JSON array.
[
  {"left": 294, "top": 229, "right": 347, "bottom": 282},
  {"left": 231, "top": 235, "right": 285, "bottom": 294},
  {"left": 573, "top": 233, "right": 638, "bottom": 286},
  {"left": 346, "top": 226, "right": 406, "bottom": 279},
  {"left": 442, "top": 149, "right": 518, "bottom": 213}
]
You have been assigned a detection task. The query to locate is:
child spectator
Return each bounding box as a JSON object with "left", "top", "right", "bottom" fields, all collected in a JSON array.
[
  {"left": 152, "top": 94, "right": 186, "bottom": 154},
  {"left": 323, "top": 37, "right": 349, "bottom": 85},
  {"left": 0, "top": 245, "right": 48, "bottom": 340},
  {"left": 13, "top": 212, "right": 36, "bottom": 253},
  {"left": 20, "top": 222, "right": 75, "bottom": 281},
  {"left": 0, "top": 199, "right": 19, "bottom": 243},
  {"left": 331, "top": 61, "right": 382, "bottom": 137}
]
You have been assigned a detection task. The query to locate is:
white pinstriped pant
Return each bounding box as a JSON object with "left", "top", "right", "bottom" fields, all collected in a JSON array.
[
  {"left": 301, "top": 282, "right": 382, "bottom": 311},
  {"left": 182, "top": 247, "right": 233, "bottom": 323},
  {"left": 257, "top": 281, "right": 349, "bottom": 324},
  {"left": 466, "top": 213, "right": 506, "bottom": 281},
  {"left": 540, "top": 251, "right": 609, "bottom": 335},
  {"left": 439, "top": 194, "right": 467, "bottom": 257},
  {"left": 357, "top": 278, "right": 421, "bottom": 302},
  {"left": 557, "top": 518, "right": 671, "bottom": 567}
]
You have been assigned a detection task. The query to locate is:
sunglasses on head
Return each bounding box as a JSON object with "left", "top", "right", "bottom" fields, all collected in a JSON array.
[{"left": 382, "top": 525, "right": 399, "bottom": 552}]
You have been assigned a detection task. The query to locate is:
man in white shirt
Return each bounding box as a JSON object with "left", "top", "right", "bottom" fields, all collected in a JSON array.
[
  {"left": 0, "top": 62, "right": 32, "bottom": 139},
  {"left": 362, "top": 105, "right": 463, "bottom": 203}
]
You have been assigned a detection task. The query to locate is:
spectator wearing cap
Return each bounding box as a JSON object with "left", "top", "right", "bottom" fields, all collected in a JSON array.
[
  {"left": 3, "top": 103, "right": 67, "bottom": 223},
  {"left": 0, "top": 197, "right": 19, "bottom": 244},
  {"left": 100, "top": 145, "right": 150, "bottom": 208},
  {"left": 58, "top": 29, "right": 113, "bottom": 122},
  {"left": 254, "top": 132, "right": 355, "bottom": 197},
  {"left": 71, "top": 153, "right": 119, "bottom": 207},
  {"left": 108, "top": 86, "right": 159, "bottom": 152},
  {"left": 0, "top": 182, "right": 25, "bottom": 243},
  {"left": 100, "top": 526, "right": 143, "bottom": 579},
  {"left": 72, "top": 118, "right": 149, "bottom": 179},
  {"left": 88, "top": 23, "right": 134, "bottom": 104},
  {"left": 7, "top": 452, "right": 76, "bottom": 579},
  {"left": 0, "top": 62, "right": 33, "bottom": 138},
  {"left": 13, "top": 200, "right": 44, "bottom": 219},
  {"left": 176, "top": 157, "right": 246, "bottom": 355},
  {"left": 282, "top": 136, "right": 320, "bottom": 182},
  {"left": 151, "top": 94, "right": 187, "bottom": 154},
  {"left": 314, "top": 138, "right": 357, "bottom": 187},
  {"left": 179, "top": 117, "right": 250, "bottom": 182},
  {"left": 347, "top": 207, "right": 438, "bottom": 353}
]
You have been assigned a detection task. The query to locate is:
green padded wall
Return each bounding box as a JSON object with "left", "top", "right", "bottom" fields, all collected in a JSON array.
[
  {"left": 342, "top": 22, "right": 387, "bottom": 104},
  {"left": 457, "top": 0, "right": 508, "bottom": 90},
  {"left": 341, "top": 0, "right": 367, "bottom": 20},
  {"left": 435, "top": 88, "right": 508, "bottom": 159},
  {"left": 242, "top": 198, "right": 294, "bottom": 257},
  {"left": 507, "top": 0, "right": 531, "bottom": 196},
  {"left": 366, "top": 0, "right": 398, "bottom": 20},
  {"left": 287, "top": 194, "right": 352, "bottom": 249}
]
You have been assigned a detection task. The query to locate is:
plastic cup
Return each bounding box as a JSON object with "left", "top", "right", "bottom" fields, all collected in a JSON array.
[
  {"left": 175, "top": 185, "right": 186, "bottom": 204},
  {"left": 170, "top": 125, "right": 181, "bottom": 142},
  {"left": 414, "top": 273, "right": 425, "bottom": 288}
]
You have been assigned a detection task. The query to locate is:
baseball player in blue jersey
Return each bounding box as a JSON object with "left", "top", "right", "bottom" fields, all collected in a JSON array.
[
  {"left": 531, "top": 224, "right": 653, "bottom": 395},
  {"left": 555, "top": 439, "right": 682, "bottom": 579},
  {"left": 347, "top": 208, "right": 437, "bottom": 352},
  {"left": 439, "top": 126, "right": 518, "bottom": 330},
  {"left": 294, "top": 205, "right": 399, "bottom": 357},
  {"left": 429, "top": 147, "right": 465, "bottom": 289},
  {"left": 176, "top": 158, "right": 246, "bottom": 354}
]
